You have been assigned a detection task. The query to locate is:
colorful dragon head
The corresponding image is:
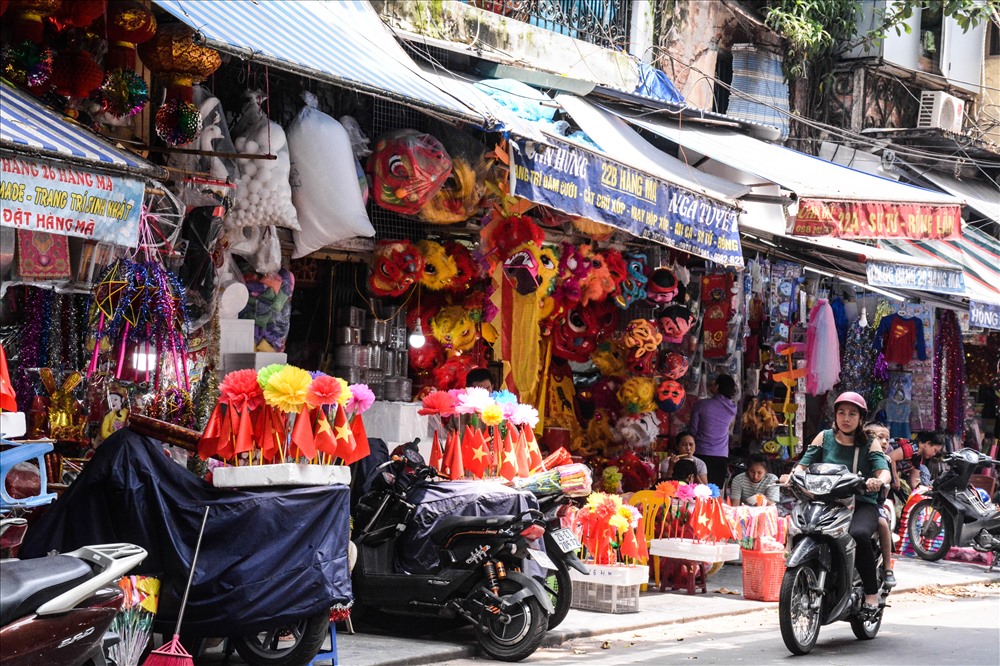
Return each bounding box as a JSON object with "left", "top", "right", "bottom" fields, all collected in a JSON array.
[
  {"left": 430, "top": 305, "right": 479, "bottom": 352},
  {"left": 368, "top": 130, "right": 451, "bottom": 215},
  {"left": 416, "top": 239, "right": 458, "bottom": 291},
  {"left": 369, "top": 240, "right": 424, "bottom": 297}
]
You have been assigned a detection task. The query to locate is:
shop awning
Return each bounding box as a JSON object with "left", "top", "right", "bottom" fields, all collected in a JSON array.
[
  {"left": 0, "top": 81, "right": 163, "bottom": 179},
  {"left": 609, "top": 107, "right": 965, "bottom": 240},
  {"left": 920, "top": 171, "right": 1000, "bottom": 229},
  {"left": 512, "top": 95, "right": 747, "bottom": 267},
  {"left": 154, "top": 0, "right": 501, "bottom": 129},
  {"left": 879, "top": 225, "right": 1000, "bottom": 305}
]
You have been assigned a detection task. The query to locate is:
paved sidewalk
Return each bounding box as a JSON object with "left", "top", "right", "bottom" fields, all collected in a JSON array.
[{"left": 321, "top": 557, "right": 999, "bottom": 666}]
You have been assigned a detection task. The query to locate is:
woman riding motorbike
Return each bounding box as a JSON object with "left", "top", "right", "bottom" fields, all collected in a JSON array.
[{"left": 789, "top": 392, "right": 891, "bottom": 613}]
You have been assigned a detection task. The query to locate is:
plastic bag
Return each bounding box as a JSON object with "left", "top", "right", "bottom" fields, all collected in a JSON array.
[
  {"left": 240, "top": 268, "right": 295, "bottom": 352},
  {"left": 287, "top": 93, "right": 374, "bottom": 258},
  {"left": 167, "top": 85, "right": 240, "bottom": 184},
  {"left": 229, "top": 90, "right": 300, "bottom": 231}
]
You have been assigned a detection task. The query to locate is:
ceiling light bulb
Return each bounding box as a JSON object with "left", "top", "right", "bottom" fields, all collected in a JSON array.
[{"left": 409, "top": 321, "right": 426, "bottom": 349}]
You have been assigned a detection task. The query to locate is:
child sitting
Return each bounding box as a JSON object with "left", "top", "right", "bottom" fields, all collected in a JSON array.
[
  {"left": 865, "top": 422, "right": 897, "bottom": 588},
  {"left": 671, "top": 458, "right": 699, "bottom": 485}
]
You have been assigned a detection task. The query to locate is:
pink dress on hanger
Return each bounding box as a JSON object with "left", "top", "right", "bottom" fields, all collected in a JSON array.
[{"left": 805, "top": 299, "right": 841, "bottom": 395}]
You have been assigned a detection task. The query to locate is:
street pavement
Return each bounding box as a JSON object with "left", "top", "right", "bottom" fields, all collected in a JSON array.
[{"left": 204, "top": 556, "right": 999, "bottom": 665}]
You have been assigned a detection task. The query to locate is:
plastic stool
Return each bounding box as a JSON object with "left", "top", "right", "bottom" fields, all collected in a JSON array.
[
  {"left": 309, "top": 622, "right": 338, "bottom": 666},
  {"left": 0, "top": 441, "right": 57, "bottom": 511}
]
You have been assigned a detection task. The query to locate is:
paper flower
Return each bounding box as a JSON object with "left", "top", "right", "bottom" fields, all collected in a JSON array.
[
  {"left": 419, "top": 390, "right": 459, "bottom": 416},
  {"left": 219, "top": 369, "right": 263, "bottom": 410},
  {"left": 307, "top": 374, "right": 343, "bottom": 407},
  {"left": 480, "top": 403, "right": 504, "bottom": 427},
  {"left": 263, "top": 365, "right": 312, "bottom": 413},
  {"left": 707, "top": 483, "right": 721, "bottom": 498},
  {"left": 491, "top": 389, "right": 518, "bottom": 405},
  {"left": 500, "top": 400, "right": 518, "bottom": 420},
  {"left": 509, "top": 403, "right": 539, "bottom": 428},
  {"left": 335, "top": 378, "right": 350, "bottom": 405},
  {"left": 257, "top": 363, "right": 285, "bottom": 390},
  {"left": 456, "top": 386, "right": 493, "bottom": 415},
  {"left": 693, "top": 484, "right": 713, "bottom": 499},
  {"left": 347, "top": 383, "right": 376, "bottom": 415},
  {"left": 609, "top": 513, "right": 630, "bottom": 533},
  {"left": 654, "top": 480, "right": 678, "bottom": 499},
  {"left": 675, "top": 482, "right": 696, "bottom": 501}
]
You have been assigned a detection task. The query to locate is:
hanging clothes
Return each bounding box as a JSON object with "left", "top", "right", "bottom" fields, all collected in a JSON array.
[
  {"left": 933, "top": 310, "right": 965, "bottom": 436},
  {"left": 805, "top": 299, "right": 841, "bottom": 395},
  {"left": 829, "top": 296, "right": 849, "bottom": 348},
  {"left": 839, "top": 319, "right": 878, "bottom": 406},
  {"left": 874, "top": 314, "right": 927, "bottom": 365},
  {"left": 701, "top": 273, "right": 733, "bottom": 359}
]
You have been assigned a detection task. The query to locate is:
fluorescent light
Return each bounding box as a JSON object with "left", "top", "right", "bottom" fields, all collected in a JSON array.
[{"left": 803, "top": 266, "right": 905, "bottom": 301}]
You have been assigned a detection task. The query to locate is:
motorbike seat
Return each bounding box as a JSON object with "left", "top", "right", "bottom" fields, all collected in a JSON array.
[
  {"left": 429, "top": 514, "right": 515, "bottom": 545},
  {"left": 0, "top": 555, "right": 93, "bottom": 625}
]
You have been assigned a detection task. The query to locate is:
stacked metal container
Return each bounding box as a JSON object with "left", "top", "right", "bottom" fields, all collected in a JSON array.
[
  {"left": 332, "top": 306, "right": 366, "bottom": 385},
  {"left": 331, "top": 305, "right": 411, "bottom": 401},
  {"left": 382, "top": 308, "right": 412, "bottom": 402}
]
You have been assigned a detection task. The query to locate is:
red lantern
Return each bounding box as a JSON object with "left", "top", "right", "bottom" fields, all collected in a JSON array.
[
  {"left": 51, "top": 48, "right": 104, "bottom": 98},
  {"left": 55, "top": 0, "right": 105, "bottom": 28},
  {"left": 104, "top": 0, "right": 156, "bottom": 70},
  {"left": 8, "top": 0, "right": 61, "bottom": 43},
  {"left": 0, "top": 1, "right": 11, "bottom": 18}
]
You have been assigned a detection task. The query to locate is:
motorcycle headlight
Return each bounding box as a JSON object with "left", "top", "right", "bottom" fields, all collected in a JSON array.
[{"left": 804, "top": 475, "right": 836, "bottom": 496}]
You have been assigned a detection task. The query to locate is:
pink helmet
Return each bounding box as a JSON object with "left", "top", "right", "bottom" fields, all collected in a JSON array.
[{"left": 834, "top": 391, "right": 868, "bottom": 413}]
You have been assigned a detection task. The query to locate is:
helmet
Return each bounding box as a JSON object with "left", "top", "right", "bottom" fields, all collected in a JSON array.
[{"left": 834, "top": 391, "right": 868, "bottom": 414}]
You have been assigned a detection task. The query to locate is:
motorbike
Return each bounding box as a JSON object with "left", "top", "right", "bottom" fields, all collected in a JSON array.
[
  {"left": 531, "top": 491, "right": 588, "bottom": 630},
  {"left": 906, "top": 448, "right": 1000, "bottom": 567},
  {"left": 351, "top": 457, "right": 552, "bottom": 662},
  {"left": 0, "top": 529, "right": 147, "bottom": 666},
  {"left": 779, "top": 463, "right": 891, "bottom": 655}
]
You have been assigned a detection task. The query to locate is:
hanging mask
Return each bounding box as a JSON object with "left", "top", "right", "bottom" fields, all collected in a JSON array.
[
  {"left": 656, "top": 303, "right": 693, "bottom": 344},
  {"left": 442, "top": 240, "right": 482, "bottom": 293},
  {"left": 615, "top": 252, "right": 649, "bottom": 309},
  {"left": 503, "top": 242, "right": 543, "bottom": 296},
  {"left": 536, "top": 245, "right": 559, "bottom": 299},
  {"left": 369, "top": 240, "right": 424, "bottom": 297},
  {"left": 661, "top": 350, "right": 690, "bottom": 380},
  {"left": 578, "top": 245, "right": 616, "bottom": 305},
  {"left": 577, "top": 377, "right": 621, "bottom": 421},
  {"left": 552, "top": 300, "right": 619, "bottom": 362},
  {"left": 646, "top": 267, "right": 679, "bottom": 305},
  {"left": 416, "top": 240, "right": 458, "bottom": 291},
  {"left": 409, "top": 336, "right": 445, "bottom": 372},
  {"left": 623, "top": 319, "right": 662, "bottom": 359},
  {"left": 368, "top": 130, "right": 452, "bottom": 215},
  {"left": 430, "top": 305, "right": 478, "bottom": 352},
  {"left": 655, "top": 379, "right": 686, "bottom": 413},
  {"left": 626, "top": 352, "right": 657, "bottom": 376}
]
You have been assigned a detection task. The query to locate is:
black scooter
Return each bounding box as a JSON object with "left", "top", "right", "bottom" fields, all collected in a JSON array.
[
  {"left": 351, "top": 458, "right": 552, "bottom": 662},
  {"left": 907, "top": 448, "right": 1000, "bottom": 567},
  {"left": 779, "top": 463, "right": 891, "bottom": 655},
  {"left": 532, "top": 492, "right": 588, "bottom": 629}
]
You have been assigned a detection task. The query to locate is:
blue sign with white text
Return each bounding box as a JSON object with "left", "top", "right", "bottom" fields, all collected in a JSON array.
[
  {"left": 970, "top": 300, "right": 1000, "bottom": 331},
  {"left": 511, "top": 137, "right": 743, "bottom": 267}
]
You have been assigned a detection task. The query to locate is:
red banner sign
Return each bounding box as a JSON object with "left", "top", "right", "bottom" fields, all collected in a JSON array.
[{"left": 788, "top": 199, "right": 962, "bottom": 240}]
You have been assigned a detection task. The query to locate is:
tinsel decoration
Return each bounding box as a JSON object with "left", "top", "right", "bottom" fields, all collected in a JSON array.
[
  {"left": 933, "top": 309, "right": 965, "bottom": 436},
  {"left": 1, "top": 41, "right": 54, "bottom": 87},
  {"left": 46, "top": 292, "right": 63, "bottom": 371},
  {"left": 873, "top": 352, "right": 889, "bottom": 382},
  {"left": 100, "top": 68, "right": 147, "bottom": 118},
  {"left": 150, "top": 387, "right": 196, "bottom": 429},
  {"left": 195, "top": 306, "right": 221, "bottom": 430},
  {"left": 14, "top": 287, "right": 52, "bottom": 412},
  {"left": 154, "top": 97, "right": 202, "bottom": 146},
  {"left": 64, "top": 295, "right": 81, "bottom": 370},
  {"left": 837, "top": 320, "right": 880, "bottom": 408}
]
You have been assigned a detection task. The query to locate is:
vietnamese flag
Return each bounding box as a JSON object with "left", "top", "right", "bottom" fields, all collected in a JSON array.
[
  {"left": 523, "top": 425, "right": 543, "bottom": 471},
  {"left": 290, "top": 406, "right": 317, "bottom": 460},
  {"left": 216, "top": 405, "right": 235, "bottom": 460},
  {"left": 313, "top": 407, "right": 337, "bottom": 456},
  {"left": 197, "top": 404, "right": 223, "bottom": 459},
  {"left": 498, "top": 428, "right": 517, "bottom": 481},
  {"left": 463, "top": 427, "right": 489, "bottom": 479},
  {"left": 429, "top": 430, "right": 443, "bottom": 472},
  {"left": 331, "top": 403, "right": 357, "bottom": 462},
  {"left": 636, "top": 517, "right": 649, "bottom": 561},
  {"left": 443, "top": 429, "right": 464, "bottom": 480},
  {"left": 342, "top": 414, "right": 370, "bottom": 465},
  {"left": 513, "top": 429, "right": 530, "bottom": 478},
  {"left": 0, "top": 343, "right": 16, "bottom": 412},
  {"left": 234, "top": 406, "right": 257, "bottom": 456}
]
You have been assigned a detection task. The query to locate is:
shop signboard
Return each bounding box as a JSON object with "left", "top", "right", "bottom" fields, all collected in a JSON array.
[
  {"left": 511, "top": 137, "right": 744, "bottom": 267},
  {"left": 1, "top": 156, "right": 144, "bottom": 247},
  {"left": 789, "top": 199, "right": 962, "bottom": 240},
  {"left": 865, "top": 260, "right": 965, "bottom": 294},
  {"left": 969, "top": 300, "right": 1000, "bottom": 331}
]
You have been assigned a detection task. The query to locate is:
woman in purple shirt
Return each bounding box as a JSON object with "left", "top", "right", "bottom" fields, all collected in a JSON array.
[{"left": 689, "top": 374, "right": 738, "bottom": 487}]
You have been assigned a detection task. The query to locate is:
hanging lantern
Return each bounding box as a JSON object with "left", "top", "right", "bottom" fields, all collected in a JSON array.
[
  {"left": 139, "top": 22, "right": 220, "bottom": 146},
  {"left": 51, "top": 48, "right": 104, "bottom": 98},
  {"left": 104, "top": 0, "right": 156, "bottom": 70},
  {"left": 54, "top": 0, "right": 105, "bottom": 28},
  {"left": 7, "top": 0, "right": 61, "bottom": 43}
]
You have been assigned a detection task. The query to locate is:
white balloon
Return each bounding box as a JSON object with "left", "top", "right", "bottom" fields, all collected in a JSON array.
[{"left": 245, "top": 140, "right": 259, "bottom": 154}]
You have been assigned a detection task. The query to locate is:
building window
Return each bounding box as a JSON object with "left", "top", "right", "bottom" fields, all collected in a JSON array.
[
  {"left": 988, "top": 21, "right": 1000, "bottom": 57},
  {"left": 713, "top": 49, "right": 733, "bottom": 115},
  {"left": 919, "top": 4, "right": 943, "bottom": 73}
]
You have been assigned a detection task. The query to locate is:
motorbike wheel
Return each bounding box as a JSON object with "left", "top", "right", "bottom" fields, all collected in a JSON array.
[
  {"left": 907, "top": 500, "right": 951, "bottom": 561},
  {"left": 850, "top": 610, "right": 882, "bottom": 640},
  {"left": 544, "top": 560, "right": 573, "bottom": 630},
  {"left": 778, "top": 564, "right": 822, "bottom": 656},
  {"left": 475, "top": 578, "right": 547, "bottom": 662},
  {"left": 231, "top": 611, "right": 329, "bottom": 666}
]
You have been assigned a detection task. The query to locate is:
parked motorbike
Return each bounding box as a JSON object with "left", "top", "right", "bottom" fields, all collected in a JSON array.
[
  {"left": 531, "top": 491, "right": 588, "bottom": 629},
  {"left": 779, "top": 463, "right": 891, "bottom": 655},
  {"left": 907, "top": 448, "right": 1000, "bottom": 567},
  {"left": 0, "top": 536, "right": 147, "bottom": 666},
  {"left": 351, "top": 457, "right": 552, "bottom": 662}
]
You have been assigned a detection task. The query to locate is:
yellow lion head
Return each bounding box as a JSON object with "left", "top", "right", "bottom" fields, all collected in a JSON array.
[
  {"left": 430, "top": 305, "right": 478, "bottom": 352},
  {"left": 416, "top": 240, "right": 459, "bottom": 291}
]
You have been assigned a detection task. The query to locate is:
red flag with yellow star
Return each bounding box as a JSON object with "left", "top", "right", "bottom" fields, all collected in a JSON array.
[
  {"left": 513, "top": 429, "right": 530, "bottom": 478},
  {"left": 498, "top": 428, "right": 517, "bottom": 481},
  {"left": 342, "top": 414, "right": 370, "bottom": 465},
  {"left": 443, "top": 429, "right": 464, "bottom": 480},
  {"left": 290, "top": 406, "right": 316, "bottom": 460},
  {"left": 429, "top": 430, "right": 443, "bottom": 472},
  {"left": 463, "top": 426, "right": 489, "bottom": 479},
  {"left": 522, "top": 425, "right": 543, "bottom": 471},
  {"left": 313, "top": 407, "right": 337, "bottom": 456},
  {"left": 332, "top": 403, "right": 357, "bottom": 462},
  {"left": 197, "top": 404, "right": 223, "bottom": 459}
]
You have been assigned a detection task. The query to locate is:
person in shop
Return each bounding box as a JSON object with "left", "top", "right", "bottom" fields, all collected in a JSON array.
[
  {"left": 864, "top": 421, "right": 898, "bottom": 588},
  {"left": 888, "top": 430, "right": 945, "bottom": 493},
  {"left": 689, "top": 374, "right": 738, "bottom": 487},
  {"left": 465, "top": 368, "right": 495, "bottom": 392},
  {"left": 783, "top": 392, "right": 891, "bottom": 611},
  {"left": 728, "top": 453, "right": 780, "bottom": 506},
  {"left": 659, "top": 431, "right": 708, "bottom": 484},
  {"left": 670, "top": 458, "right": 699, "bottom": 485}
]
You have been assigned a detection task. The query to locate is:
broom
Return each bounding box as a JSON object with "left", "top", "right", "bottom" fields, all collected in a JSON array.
[{"left": 144, "top": 505, "right": 210, "bottom": 666}]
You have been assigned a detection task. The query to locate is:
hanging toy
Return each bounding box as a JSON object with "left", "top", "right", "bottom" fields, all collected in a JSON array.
[
  {"left": 100, "top": 68, "right": 149, "bottom": 119},
  {"left": 655, "top": 379, "right": 686, "bottom": 413},
  {"left": 368, "top": 130, "right": 452, "bottom": 215}
]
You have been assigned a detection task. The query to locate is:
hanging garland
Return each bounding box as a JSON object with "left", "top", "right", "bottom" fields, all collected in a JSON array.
[
  {"left": 154, "top": 97, "right": 202, "bottom": 146},
  {"left": 933, "top": 310, "right": 965, "bottom": 436},
  {"left": 1, "top": 41, "right": 54, "bottom": 87},
  {"left": 100, "top": 68, "right": 148, "bottom": 118}
]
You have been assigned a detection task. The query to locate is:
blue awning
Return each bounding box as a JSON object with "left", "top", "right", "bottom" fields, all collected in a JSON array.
[
  {"left": 154, "top": 0, "right": 499, "bottom": 129},
  {"left": 0, "top": 81, "right": 163, "bottom": 179}
]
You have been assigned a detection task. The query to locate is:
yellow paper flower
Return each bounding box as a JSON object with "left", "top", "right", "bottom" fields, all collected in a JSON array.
[
  {"left": 609, "top": 514, "right": 630, "bottom": 533},
  {"left": 480, "top": 403, "right": 504, "bottom": 427},
  {"left": 264, "top": 365, "right": 313, "bottom": 413},
  {"left": 136, "top": 576, "right": 160, "bottom": 614},
  {"left": 335, "top": 378, "right": 351, "bottom": 405}
]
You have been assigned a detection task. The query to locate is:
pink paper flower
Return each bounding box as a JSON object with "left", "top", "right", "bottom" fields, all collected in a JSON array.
[
  {"left": 347, "top": 383, "right": 376, "bottom": 415},
  {"left": 675, "top": 482, "right": 696, "bottom": 501},
  {"left": 219, "top": 369, "right": 264, "bottom": 410},
  {"left": 509, "top": 403, "right": 539, "bottom": 429},
  {"left": 456, "top": 387, "right": 493, "bottom": 415}
]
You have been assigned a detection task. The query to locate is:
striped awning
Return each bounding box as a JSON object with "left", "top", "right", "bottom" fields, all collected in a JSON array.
[
  {"left": 154, "top": 0, "right": 498, "bottom": 129},
  {"left": 0, "top": 81, "right": 163, "bottom": 179},
  {"left": 880, "top": 224, "right": 1000, "bottom": 303}
]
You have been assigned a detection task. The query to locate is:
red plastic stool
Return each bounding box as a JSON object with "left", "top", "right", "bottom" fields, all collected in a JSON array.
[{"left": 660, "top": 558, "right": 708, "bottom": 595}]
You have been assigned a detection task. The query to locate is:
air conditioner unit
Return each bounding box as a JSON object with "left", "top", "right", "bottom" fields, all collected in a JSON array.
[{"left": 917, "top": 90, "right": 965, "bottom": 133}]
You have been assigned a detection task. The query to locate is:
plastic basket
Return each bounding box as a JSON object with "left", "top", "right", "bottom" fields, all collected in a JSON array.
[
  {"left": 569, "top": 579, "right": 640, "bottom": 614},
  {"left": 741, "top": 549, "right": 786, "bottom": 602}
]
